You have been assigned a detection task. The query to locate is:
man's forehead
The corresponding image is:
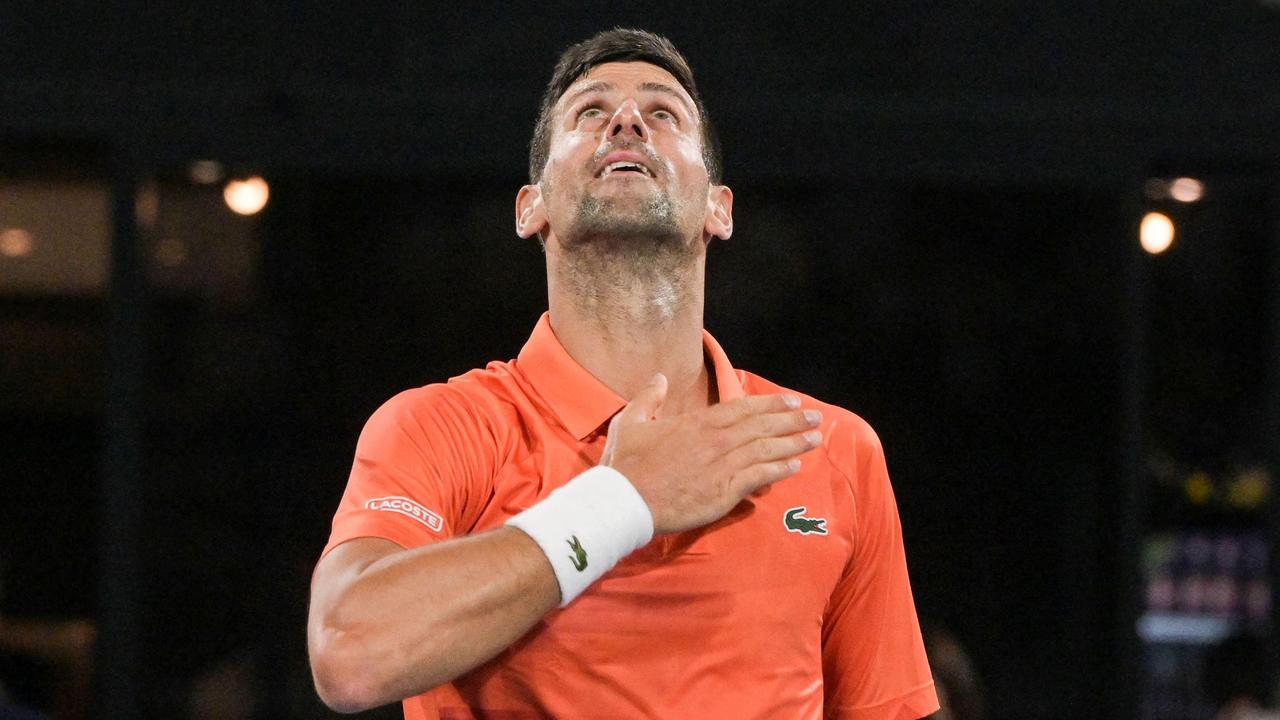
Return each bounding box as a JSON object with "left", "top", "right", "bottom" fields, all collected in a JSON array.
[{"left": 556, "top": 62, "right": 696, "bottom": 111}]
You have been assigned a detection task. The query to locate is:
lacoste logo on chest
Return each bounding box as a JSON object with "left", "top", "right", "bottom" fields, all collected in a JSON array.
[{"left": 784, "top": 506, "right": 828, "bottom": 535}]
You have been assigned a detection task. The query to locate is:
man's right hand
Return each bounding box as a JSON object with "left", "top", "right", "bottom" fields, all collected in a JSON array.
[{"left": 599, "top": 373, "right": 822, "bottom": 535}]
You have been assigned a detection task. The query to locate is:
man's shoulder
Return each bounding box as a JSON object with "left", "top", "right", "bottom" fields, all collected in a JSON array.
[
  {"left": 368, "top": 359, "right": 525, "bottom": 432},
  {"left": 738, "top": 370, "right": 880, "bottom": 445}
]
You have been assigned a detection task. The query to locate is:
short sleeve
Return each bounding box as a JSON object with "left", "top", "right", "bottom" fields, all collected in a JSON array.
[
  {"left": 822, "top": 422, "right": 938, "bottom": 720},
  {"left": 320, "top": 383, "right": 499, "bottom": 558}
]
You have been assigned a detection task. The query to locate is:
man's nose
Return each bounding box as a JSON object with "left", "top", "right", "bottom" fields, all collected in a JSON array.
[{"left": 607, "top": 100, "right": 648, "bottom": 142}]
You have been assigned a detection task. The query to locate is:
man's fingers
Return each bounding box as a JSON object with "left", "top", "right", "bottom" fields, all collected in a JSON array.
[
  {"left": 731, "top": 458, "right": 802, "bottom": 497},
  {"left": 706, "top": 393, "right": 800, "bottom": 428},
  {"left": 723, "top": 409, "right": 821, "bottom": 449},
  {"left": 619, "top": 373, "right": 668, "bottom": 424},
  {"left": 726, "top": 431, "right": 821, "bottom": 470},
  {"left": 603, "top": 375, "right": 667, "bottom": 465}
]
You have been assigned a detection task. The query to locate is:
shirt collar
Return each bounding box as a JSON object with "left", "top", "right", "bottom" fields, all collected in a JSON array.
[{"left": 516, "top": 312, "right": 745, "bottom": 441}]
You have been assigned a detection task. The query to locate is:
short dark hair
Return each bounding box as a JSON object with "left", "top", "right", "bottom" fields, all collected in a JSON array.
[{"left": 527, "top": 28, "right": 722, "bottom": 185}]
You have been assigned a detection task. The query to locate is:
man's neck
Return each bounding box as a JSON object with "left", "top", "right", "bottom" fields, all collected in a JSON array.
[{"left": 546, "top": 254, "right": 712, "bottom": 417}]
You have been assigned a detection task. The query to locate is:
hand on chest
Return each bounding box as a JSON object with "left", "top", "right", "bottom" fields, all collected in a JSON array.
[{"left": 525, "top": 436, "right": 851, "bottom": 618}]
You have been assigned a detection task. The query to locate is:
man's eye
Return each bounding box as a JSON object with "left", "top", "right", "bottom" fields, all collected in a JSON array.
[
  {"left": 578, "top": 107, "right": 605, "bottom": 120},
  {"left": 652, "top": 109, "right": 677, "bottom": 123}
]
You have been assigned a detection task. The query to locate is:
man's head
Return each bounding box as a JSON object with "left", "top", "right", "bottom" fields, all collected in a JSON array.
[
  {"left": 527, "top": 29, "right": 721, "bottom": 186},
  {"left": 516, "top": 29, "right": 732, "bottom": 262}
]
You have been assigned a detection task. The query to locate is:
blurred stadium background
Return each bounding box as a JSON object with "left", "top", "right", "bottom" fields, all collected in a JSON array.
[{"left": 1, "top": 3, "right": 1277, "bottom": 719}]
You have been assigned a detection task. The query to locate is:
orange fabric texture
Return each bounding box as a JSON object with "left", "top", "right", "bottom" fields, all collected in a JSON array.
[{"left": 322, "top": 313, "right": 938, "bottom": 720}]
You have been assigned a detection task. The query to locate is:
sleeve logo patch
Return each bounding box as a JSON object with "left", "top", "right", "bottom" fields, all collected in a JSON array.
[{"left": 365, "top": 496, "right": 445, "bottom": 533}]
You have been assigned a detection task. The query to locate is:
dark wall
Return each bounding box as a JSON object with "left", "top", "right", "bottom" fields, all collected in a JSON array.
[{"left": 4, "top": 3, "right": 1280, "bottom": 180}]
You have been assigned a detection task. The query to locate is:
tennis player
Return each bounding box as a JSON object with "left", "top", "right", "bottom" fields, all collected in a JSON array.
[{"left": 308, "top": 28, "right": 938, "bottom": 720}]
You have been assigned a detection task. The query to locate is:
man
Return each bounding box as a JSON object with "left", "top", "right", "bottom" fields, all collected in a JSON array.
[{"left": 308, "top": 28, "right": 938, "bottom": 719}]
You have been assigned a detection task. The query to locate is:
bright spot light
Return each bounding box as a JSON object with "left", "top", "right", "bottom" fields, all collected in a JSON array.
[
  {"left": 189, "top": 160, "right": 225, "bottom": 185},
  {"left": 1169, "top": 177, "right": 1204, "bottom": 203},
  {"left": 223, "top": 176, "right": 269, "bottom": 216},
  {"left": 1140, "top": 212, "right": 1175, "bottom": 254},
  {"left": 0, "top": 228, "right": 34, "bottom": 257}
]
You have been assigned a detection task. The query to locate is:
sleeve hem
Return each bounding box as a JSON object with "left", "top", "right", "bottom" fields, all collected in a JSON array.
[
  {"left": 826, "top": 680, "right": 940, "bottom": 720},
  {"left": 320, "top": 513, "right": 441, "bottom": 561}
]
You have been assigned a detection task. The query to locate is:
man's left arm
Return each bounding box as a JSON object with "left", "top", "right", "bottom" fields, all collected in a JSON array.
[{"left": 821, "top": 423, "right": 939, "bottom": 720}]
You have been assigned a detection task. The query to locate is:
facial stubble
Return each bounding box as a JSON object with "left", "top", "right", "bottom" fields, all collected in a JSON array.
[{"left": 550, "top": 178, "right": 703, "bottom": 325}]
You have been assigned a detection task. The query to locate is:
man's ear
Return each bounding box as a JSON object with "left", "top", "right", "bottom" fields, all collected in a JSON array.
[
  {"left": 704, "top": 184, "right": 733, "bottom": 241},
  {"left": 515, "top": 184, "right": 548, "bottom": 239}
]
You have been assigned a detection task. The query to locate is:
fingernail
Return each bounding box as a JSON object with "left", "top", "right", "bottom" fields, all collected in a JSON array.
[
  {"left": 803, "top": 431, "right": 821, "bottom": 445},
  {"left": 783, "top": 395, "right": 800, "bottom": 409},
  {"left": 803, "top": 409, "right": 821, "bottom": 424},
  {"left": 787, "top": 459, "right": 801, "bottom": 471}
]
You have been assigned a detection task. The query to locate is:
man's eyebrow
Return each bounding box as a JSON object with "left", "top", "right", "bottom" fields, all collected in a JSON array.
[
  {"left": 562, "top": 80, "right": 697, "bottom": 116},
  {"left": 637, "top": 82, "right": 696, "bottom": 116},
  {"left": 564, "top": 81, "right": 613, "bottom": 107}
]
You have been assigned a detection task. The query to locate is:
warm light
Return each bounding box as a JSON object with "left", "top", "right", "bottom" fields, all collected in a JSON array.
[
  {"left": 1184, "top": 471, "right": 1213, "bottom": 505},
  {"left": 153, "top": 237, "right": 188, "bottom": 267},
  {"left": 1169, "top": 177, "right": 1204, "bottom": 203},
  {"left": 223, "top": 176, "right": 269, "bottom": 216},
  {"left": 135, "top": 181, "right": 160, "bottom": 229},
  {"left": 189, "top": 160, "right": 225, "bottom": 185},
  {"left": 1140, "top": 212, "right": 1175, "bottom": 254},
  {"left": 0, "top": 228, "right": 34, "bottom": 257}
]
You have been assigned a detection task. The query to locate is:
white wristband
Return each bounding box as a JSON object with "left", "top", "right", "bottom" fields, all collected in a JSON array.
[{"left": 506, "top": 465, "right": 654, "bottom": 607}]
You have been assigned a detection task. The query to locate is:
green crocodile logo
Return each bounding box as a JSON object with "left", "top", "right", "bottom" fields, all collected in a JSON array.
[
  {"left": 784, "top": 507, "right": 828, "bottom": 535},
  {"left": 567, "top": 535, "right": 588, "bottom": 571}
]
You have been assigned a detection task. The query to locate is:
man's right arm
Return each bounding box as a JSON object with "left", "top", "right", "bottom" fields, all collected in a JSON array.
[
  {"left": 308, "top": 528, "right": 559, "bottom": 712},
  {"left": 308, "top": 375, "right": 822, "bottom": 712}
]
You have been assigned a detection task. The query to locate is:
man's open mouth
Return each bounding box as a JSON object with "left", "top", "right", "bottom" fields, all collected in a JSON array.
[{"left": 598, "top": 161, "right": 654, "bottom": 178}]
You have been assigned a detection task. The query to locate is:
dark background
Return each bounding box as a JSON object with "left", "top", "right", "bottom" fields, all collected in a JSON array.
[{"left": 1, "top": 3, "right": 1278, "bottom": 719}]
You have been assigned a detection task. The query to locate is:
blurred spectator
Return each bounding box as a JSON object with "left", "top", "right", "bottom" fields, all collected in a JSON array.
[
  {"left": 1206, "top": 633, "right": 1280, "bottom": 720},
  {"left": 0, "top": 615, "right": 93, "bottom": 720}
]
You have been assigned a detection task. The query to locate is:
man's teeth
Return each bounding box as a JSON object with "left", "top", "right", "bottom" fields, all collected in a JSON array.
[{"left": 602, "top": 161, "right": 651, "bottom": 177}]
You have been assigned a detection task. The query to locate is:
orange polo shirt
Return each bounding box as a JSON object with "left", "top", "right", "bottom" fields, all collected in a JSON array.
[{"left": 322, "top": 313, "right": 937, "bottom": 720}]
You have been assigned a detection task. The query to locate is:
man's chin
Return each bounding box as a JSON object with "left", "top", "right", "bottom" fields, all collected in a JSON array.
[
  {"left": 563, "top": 218, "right": 684, "bottom": 246},
  {"left": 564, "top": 195, "right": 686, "bottom": 246},
  {"left": 585, "top": 187, "right": 661, "bottom": 212}
]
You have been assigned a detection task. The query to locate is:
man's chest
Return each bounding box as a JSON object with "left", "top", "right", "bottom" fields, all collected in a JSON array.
[{"left": 477, "top": 429, "right": 853, "bottom": 636}]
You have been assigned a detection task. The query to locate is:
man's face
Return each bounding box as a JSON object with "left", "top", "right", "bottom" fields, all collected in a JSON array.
[{"left": 533, "top": 61, "right": 716, "bottom": 251}]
